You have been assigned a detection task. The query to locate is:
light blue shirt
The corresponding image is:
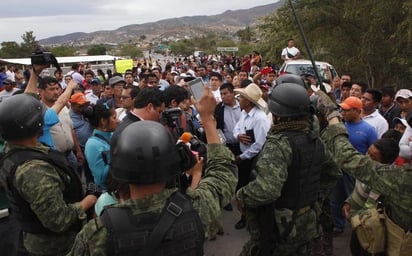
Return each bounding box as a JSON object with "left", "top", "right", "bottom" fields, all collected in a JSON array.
[
  {"left": 94, "top": 192, "right": 117, "bottom": 216},
  {"left": 38, "top": 108, "right": 59, "bottom": 148},
  {"left": 223, "top": 101, "right": 241, "bottom": 144},
  {"left": 85, "top": 129, "right": 112, "bottom": 191},
  {"left": 233, "top": 106, "right": 271, "bottom": 160},
  {"left": 70, "top": 109, "right": 93, "bottom": 147}
]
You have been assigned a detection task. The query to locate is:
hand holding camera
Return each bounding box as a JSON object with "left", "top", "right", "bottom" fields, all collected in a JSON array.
[{"left": 31, "top": 47, "right": 61, "bottom": 75}]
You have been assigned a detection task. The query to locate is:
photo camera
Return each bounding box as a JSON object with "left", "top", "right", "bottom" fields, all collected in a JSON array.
[{"left": 31, "top": 48, "right": 61, "bottom": 72}]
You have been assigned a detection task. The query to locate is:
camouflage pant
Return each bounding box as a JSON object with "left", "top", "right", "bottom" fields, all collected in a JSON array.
[
  {"left": 309, "top": 197, "right": 334, "bottom": 256},
  {"left": 240, "top": 208, "right": 318, "bottom": 256},
  {"left": 240, "top": 237, "right": 311, "bottom": 256}
]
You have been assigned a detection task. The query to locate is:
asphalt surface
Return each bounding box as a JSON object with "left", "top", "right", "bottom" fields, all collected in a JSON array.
[{"left": 204, "top": 200, "right": 351, "bottom": 256}]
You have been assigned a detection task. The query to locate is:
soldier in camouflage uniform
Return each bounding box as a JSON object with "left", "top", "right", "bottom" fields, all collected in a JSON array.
[
  {"left": 68, "top": 85, "right": 237, "bottom": 255},
  {"left": 236, "top": 78, "right": 341, "bottom": 256},
  {"left": 317, "top": 91, "right": 412, "bottom": 256},
  {"left": 0, "top": 93, "right": 97, "bottom": 256}
]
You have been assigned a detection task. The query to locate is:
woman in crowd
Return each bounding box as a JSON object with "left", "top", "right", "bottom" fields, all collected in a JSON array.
[{"left": 84, "top": 103, "right": 119, "bottom": 191}]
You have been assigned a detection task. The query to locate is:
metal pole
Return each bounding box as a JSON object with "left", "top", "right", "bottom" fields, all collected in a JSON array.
[{"left": 288, "top": 0, "right": 326, "bottom": 93}]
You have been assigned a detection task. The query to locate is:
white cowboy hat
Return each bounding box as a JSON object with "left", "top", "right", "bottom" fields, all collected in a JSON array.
[{"left": 234, "top": 83, "right": 267, "bottom": 110}]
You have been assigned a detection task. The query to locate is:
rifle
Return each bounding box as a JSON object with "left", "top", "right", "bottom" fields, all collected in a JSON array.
[{"left": 288, "top": 0, "right": 327, "bottom": 93}]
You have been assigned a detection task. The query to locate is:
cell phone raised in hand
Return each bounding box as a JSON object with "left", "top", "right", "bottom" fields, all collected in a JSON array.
[{"left": 187, "top": 77, "right": 205, "bottom": 100}]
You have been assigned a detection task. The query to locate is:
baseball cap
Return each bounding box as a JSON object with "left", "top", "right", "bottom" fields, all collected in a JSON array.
[
  {"left": 261, "top": 67, "right": 275, "bottom": 75},
  {"left": 339, "top": 96, "right": 362, "bottom": 111},
  {"left": 70, "top": 92, "right": 89, "bottom": 105},
  {"left": 90, "top": 78, "right": 100, "bottom": 84},
  {"left": 90, "top": 78, "right": 100, "bottom": 85},
  {"left": 393, "top": 117, "right": 408, "bottom": 127},
  {"left": 108, "top": 76, "right": 126, "bottom": 87},
  {"left": 395, "top": 89, "right": 412, "bottom": 100}
]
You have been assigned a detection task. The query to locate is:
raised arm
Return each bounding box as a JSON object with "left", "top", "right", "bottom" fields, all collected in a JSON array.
[{"left": 52, "top": 80, "right": 77, "bottom": 114}]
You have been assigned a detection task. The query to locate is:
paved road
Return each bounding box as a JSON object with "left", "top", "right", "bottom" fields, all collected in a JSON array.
[{"left": 204, "top": 200, "right": 351, "bottom": 256}]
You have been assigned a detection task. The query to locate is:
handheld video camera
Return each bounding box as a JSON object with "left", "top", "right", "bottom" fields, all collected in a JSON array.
[
  {"left": 161, "top": 107, "right": 183, "bottom": 129},
  {"left": 31, "top": 48, "right": 61, "bottom": 72}
]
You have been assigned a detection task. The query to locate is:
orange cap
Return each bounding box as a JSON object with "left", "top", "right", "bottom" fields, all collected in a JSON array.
[
  {"left": 70, "top": 92, "right": 89, "bottom": 105},
  {"left": 339, "top": 96, "right": 362, "bottom": 110}
]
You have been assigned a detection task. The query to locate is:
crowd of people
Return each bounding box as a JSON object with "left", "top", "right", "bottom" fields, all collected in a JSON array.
[{"left": 0, "top": 44, "right": 411, "bottom": 256}]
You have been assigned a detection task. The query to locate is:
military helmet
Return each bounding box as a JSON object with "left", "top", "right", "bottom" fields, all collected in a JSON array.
[
  {"left": 268, "top": 82, "right": 311, "bottom": 117},
  {"left": 275, "top": 74, "right": 306, "bottom": 88},
  {"left": 110, "top": 121, "right": 182, "bottom": 184},
  {"left": 0, "top": 94, "right": 44, "bottom": 141}
]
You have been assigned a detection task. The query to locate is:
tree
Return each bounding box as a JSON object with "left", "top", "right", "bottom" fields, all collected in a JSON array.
[
  {"left": 0, "top": 41, "right": 22, "bottom": 58},
  {"left": 236, "top": 26, "right": 255, "bottom": 43},
  {"left": 51, "top": 46, "right": 77, "bottom": 57},
  {"left": 170, "top": 41, "right": 192, "bottom": 56},
  {"left": 20, "top": 31, "right": 39, "bottom": 57},
  {"left": 119, "top": 44, "right": 143, "bottom": 58},
  {"left": 257, "top": 0, "right": 412, "bottom": 88},
  {"left": 87, "top": 45, "right": 107, "bottom": 55}
]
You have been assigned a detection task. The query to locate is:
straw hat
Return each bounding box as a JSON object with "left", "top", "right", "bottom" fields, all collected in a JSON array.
[{"left": 234, "top": 83, "right": 267, "bottom": 110}]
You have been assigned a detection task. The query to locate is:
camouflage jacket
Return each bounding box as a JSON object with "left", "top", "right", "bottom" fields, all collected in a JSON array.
[
  {"left": 237, "top": 130, "right": 341, "bottom": 255},
  {"left": 237, "top": 130, "right": 341, "bottom": 208},
  {"left": 0, "top": 143, "right": 85, "bottom": 256},
  {"left": 68, "top": 143, "right": 237, "bottom": 256},
  {"left": 321, "top": 123, "right": 412, "bottom": 230}
]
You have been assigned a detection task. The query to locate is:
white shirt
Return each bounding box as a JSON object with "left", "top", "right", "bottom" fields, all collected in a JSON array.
[
  {"left": 50, "top": 106, "right": 74, "bottom": 152},
  {"left": 6, "top": 70, "right": 15, "bottom": 81},
  {"left": 362, "top": 109, "right": 389, "bottom": 138},
  {"left": 233, "top": 106, "right": 271, "bottom": 160},
  {"left": 115, "top": 108, "right": 128, "bottom": 121},
  {"left": 0, "top": 88, "right": 19, "bottom": 101},
  {"left": 281, "top": 46, "right": 300, "bottom": 60},
  {"left": 212, "top": 89, "right": 222, "bottom": 103},
  {"left": 86, "top": 92, "right": 100, "bottom": 105},
  {"left": 399, "top": 125, "right": 412, "bottom": 159}
]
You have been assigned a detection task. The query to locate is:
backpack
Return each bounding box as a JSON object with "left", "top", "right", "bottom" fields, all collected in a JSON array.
[
  {"left": 101, "top": 192, "right": 204, "bottom": 256},
  {"left": 351, "top": 207, "right": 386, "bottom": 254}
]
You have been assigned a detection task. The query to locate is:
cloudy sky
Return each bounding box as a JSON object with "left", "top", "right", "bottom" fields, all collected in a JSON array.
[{"left": 1, "top": 0, "right": 279, "bottom": 43}]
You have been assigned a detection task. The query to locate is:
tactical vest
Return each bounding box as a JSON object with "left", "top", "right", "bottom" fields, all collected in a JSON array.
[
  {"left": 101, "top": 192, "right": 204, "bottom": 256},
  {"left": 275, "top": 131, "right": 325, "bottom": 210},
  {"left": 0, "top": 148, "right": 83, "bottom": 234}
]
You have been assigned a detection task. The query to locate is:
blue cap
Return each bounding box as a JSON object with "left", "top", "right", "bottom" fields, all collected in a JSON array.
[{"left": 91, "top": 78, "right": 100, "bottom": 84}]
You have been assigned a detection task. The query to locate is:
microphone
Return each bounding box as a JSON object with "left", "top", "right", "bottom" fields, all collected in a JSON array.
[
  {"left": 180, "top": 132, "right": 192, "bottom": 145},
  {"left": 178, "top": 132, "right": 199, "bottom": 157}
]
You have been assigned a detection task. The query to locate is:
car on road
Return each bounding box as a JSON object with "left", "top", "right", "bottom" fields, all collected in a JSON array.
[{"left": 279, "top": 59, "right": 339, "bottom": 83}]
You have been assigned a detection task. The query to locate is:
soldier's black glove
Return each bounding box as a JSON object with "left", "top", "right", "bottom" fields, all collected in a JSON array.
[{"left": 86, "top": 182, "right": 102, "bottom": 197}]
